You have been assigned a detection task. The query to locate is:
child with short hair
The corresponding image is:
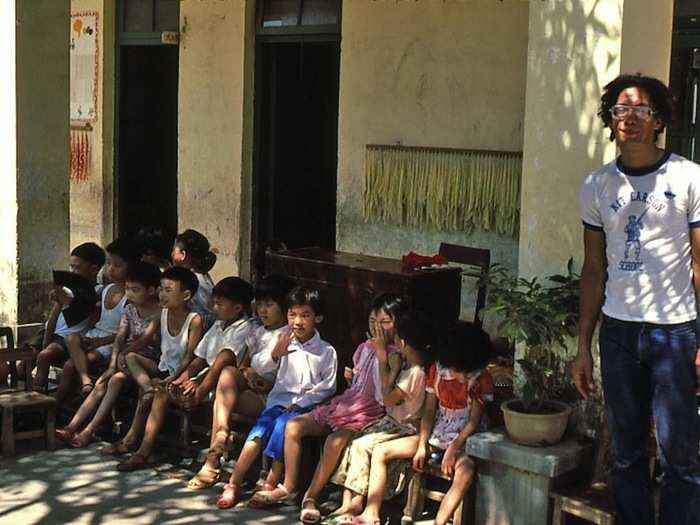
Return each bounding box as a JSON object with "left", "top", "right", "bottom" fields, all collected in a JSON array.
[
  {"left": 55, "top": 261, "right": 162, "bottom": 448},
  {"left": 216, "top": 286, "right": 337, "bottom": 509},
  {"left": 171, "top": 229, "right": 217, "bottom": 328},
  {"left": 135, "top": 226, "right": 173, "bottom": 271},
  {"left": 251, "top": 293, "right": 407, "bottom": 511},
  {"left": 56, "top": 238, "right": 139, "bottom": 403},
  {"left": 310, "top": 311, "right": 433, "bottom": 523},
  {"left": 406, "top": 323, "right": 493, "bottom": 525},
  {"left": 186, "top": 273, "right": 296, "bottom": 490},
  {"left": 115, "top": 276, "right": 254, "bottom": 471},
  {"left": 22, "top": 242, "right": 106, "bottom": 391},
  {"left": 101, "top": 266, "right": 203, "bottom": 456}
]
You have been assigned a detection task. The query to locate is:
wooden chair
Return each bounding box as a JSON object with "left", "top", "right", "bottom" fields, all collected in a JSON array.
[
  {"left": 0, "top": 327, "right": 56, "bottom": 456},
  {"left": 438, "top": 243, "right": 490, "bottom": 327},
  {"left": 402, "top": 460, "right": 475, "bottom": 525}
]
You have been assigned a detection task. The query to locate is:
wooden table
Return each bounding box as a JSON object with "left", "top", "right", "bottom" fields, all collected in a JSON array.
[{"left": 266, "top": 247, "right": 462, "bottom": 371}]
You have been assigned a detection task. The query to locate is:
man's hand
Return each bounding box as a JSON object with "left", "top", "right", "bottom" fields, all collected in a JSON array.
[
  {"left": 271, "top": 332, "right": 292, "bottom": 361},
  {"left": 181, "top": 378, "right": 198, "bottom": 396},
  {"left": 571, "top": 350, "right": 595, "bottom": 400}
]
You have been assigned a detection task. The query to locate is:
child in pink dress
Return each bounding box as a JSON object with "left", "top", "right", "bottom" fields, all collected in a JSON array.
[{"left": 249, "top": 293, "right": 407, "bottom": 508}]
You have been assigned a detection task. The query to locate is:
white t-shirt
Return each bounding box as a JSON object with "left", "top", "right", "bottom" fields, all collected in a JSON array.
[
  {"left": 387, "top": 364, "right": 426, "bottom": 430},
  {"left": 193, "top": 315, "right": 252, "bottom": 366},
  {"left": 579, "top": 152, "right": 700, "bottom": 323}
]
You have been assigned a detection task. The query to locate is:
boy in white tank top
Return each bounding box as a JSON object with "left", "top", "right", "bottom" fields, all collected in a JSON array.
[{"left": 100, "top": 267, "right": 203, "bottom": 456}]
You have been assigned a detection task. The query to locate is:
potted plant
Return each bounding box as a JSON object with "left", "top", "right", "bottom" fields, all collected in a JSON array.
[{"left": 477, "top": 259, "right": 580, "bottom": 446}]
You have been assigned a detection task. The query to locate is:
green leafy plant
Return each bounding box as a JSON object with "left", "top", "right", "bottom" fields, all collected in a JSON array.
[{"left": 474, "top": 258, "right": 580, "bottom": 413}]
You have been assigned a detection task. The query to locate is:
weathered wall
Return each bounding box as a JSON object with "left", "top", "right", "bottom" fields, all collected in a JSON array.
[
  {"left": 178, "top": 0, "right": 255, "bottom": 282},
  {"left": 69, "top": 0, "right": 106, "bottom": 249},
  {"left": 518, "top": 0, "right": 673, "bottom": 278},
  {"left": 336, "top": 0, "right": 529, "bottom": 318},
  {"left": 0, "top": 0, "right": 71, "bottom": 327}
]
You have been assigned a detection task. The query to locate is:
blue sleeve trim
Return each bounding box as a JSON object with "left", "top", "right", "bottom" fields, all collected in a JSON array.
[
  {"left": 689, "top": 220, "right": 700, "bottom": 228},
  {"left": 582, "top": 221, "right": 604, "bottom": 232}
]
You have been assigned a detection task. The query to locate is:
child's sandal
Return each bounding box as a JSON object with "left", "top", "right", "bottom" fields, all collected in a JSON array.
[
  {"left": 249, "top": 483, "right": 295, "bottom": 507},
  {"left": 55, "top": 427, "right": 75, "bottom": 443},
  {"left": 116, "top": 453, "right": 153, "bottom": 472},
  {"left": 70, "top": 431, "right": 94, "bottom": 448},
  {"left": 216, "top": 481, "right": 241, "bottom": 509},
  {"left": 187, "top": 465, "right": 221, "bottom": 490},
  {"left": 101, "top": 440, "right": 135, "bottom": 456},
  {"left": 300, "top": 497, "right": 322, "bottom": 524}
]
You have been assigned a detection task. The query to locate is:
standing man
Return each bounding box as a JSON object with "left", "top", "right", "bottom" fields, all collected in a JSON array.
[{"left": 573, "top": 74, "right": 700, "bottom": 525}]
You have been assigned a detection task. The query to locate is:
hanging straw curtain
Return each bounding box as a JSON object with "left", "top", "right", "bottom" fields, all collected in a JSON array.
[{"left": 363, "top": 144, "right": 522, "bottom": 238}]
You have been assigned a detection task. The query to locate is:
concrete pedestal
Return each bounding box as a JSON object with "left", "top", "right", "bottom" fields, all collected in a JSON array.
[{"left": 466, "top": 428, "right": 592, "bottom": 525}]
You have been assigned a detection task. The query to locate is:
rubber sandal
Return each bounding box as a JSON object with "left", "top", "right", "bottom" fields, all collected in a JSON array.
[
  {"left": 101, "top": 440, "right": 135, "bottom": 456},
  {"left": 249, "top": 483, "right": 295, "bottom": 507},
  {"left": 300, "top": 497, "right": 322, "bottom": 524},
  {"left": 116, "top": 453, "right": 154, "bottom": 472},
  {"left": 216, "top": 482, "right": 241, "bottom": 509},
  {"left": 187, "top": 465, "right": 221, "bottom": 490},
  {"left": 55, "top": 427, "right": 75, "bottom": 443}
]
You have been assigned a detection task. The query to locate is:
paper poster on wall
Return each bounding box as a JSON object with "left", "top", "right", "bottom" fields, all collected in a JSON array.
[{"left": 70, "top": 12, "right": 99, "bottom": 122}]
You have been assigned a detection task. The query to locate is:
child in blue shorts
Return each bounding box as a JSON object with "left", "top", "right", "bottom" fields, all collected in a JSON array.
[{"left": 216, "top": 286, "right": 337, "bottom": 509}]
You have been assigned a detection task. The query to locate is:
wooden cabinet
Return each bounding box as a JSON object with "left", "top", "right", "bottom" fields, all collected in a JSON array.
[{"left": 266, "top": 248, "right": 461, "bottom": 370}]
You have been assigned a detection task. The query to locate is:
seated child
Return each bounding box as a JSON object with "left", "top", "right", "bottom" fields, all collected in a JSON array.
[
  {"left": 406, "top": 323, "right": 493, "bottom": 525},
  {"left": 115, "top": 276, "right": 254, "bottom": 471},
  {"left": 303, "top": 310, "right": 433, "bottom": 524},
  {"left": 56, "top": 238, "right": 139, "bottom": 404},
  {"left": 22, "top": 242, "right": 105, "bottom": 391},
  {"left": 186, "top": 273, "right": 296, "bottom": 490},
  {"left": 55, "top": 261, "right": 162, "bottom": 447},
  {"left": 135, "top": 225, "right": 173, "bottom": 271},
  {"left": 251, "top": 293, "right": 407, "bottom": 510},
  {"left": 171, "top": 229, "right": 217, "bottom": 329},
  {"left": 101, "top": 266, "right": 203, "bottom": 456},
  {"left": 216, "top": 286, "right": 337, "bottom": 510}
]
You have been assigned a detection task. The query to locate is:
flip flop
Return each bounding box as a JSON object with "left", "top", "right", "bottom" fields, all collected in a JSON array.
[
  {"left": 300, "top": 497, "right": 322, "bottom": 524},
  {"left": 187, "top": 465, "right": 221, "bottom": 490},
  {"left": 116, "top": 453, "right": 154, "bottom": 472},
  {"left": 216, "top": 482, "right": 241, "bottom": 509}
]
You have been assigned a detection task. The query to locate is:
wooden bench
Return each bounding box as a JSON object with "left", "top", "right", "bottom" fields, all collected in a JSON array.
[{"left": 0, "top": 327, "right": 57, "bottom": 457}]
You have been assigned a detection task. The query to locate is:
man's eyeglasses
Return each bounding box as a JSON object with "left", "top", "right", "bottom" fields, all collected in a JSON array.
[{"left": 610, "top": 105, "right": 656, "bottom": 121}]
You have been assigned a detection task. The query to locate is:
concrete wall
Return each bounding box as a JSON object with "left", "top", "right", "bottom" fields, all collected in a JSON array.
[
  {"left": 178, "top": 0, "right": 255, "bottom": 282},
  {"left": 0, "top": 0, "right": 71, "bottom": 327},
  {"left": 336, "top": 0, "right": 529, "bottom": 318},
  {"left": 518, "top": 0, "right": 673, "bottom": 278},
  {"left": 69, "top": 0, "right": 106, "bottom": 249}
]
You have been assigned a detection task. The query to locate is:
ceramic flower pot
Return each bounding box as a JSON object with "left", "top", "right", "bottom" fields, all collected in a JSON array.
[{"left": 501, "top": 399, "right": 572, "bottom": 446}]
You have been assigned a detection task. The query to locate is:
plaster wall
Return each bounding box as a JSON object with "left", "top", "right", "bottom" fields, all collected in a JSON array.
[
  {"left": 336, "top": 0, "right": 529, "bottom": 318},
  {"left": 69, "top": 0, "right": 106, "bottom": 248},
  {"left": 6, "top": 0, "right": 71, "bottom": 326},
  {"left": 518, "top": 0, "right": 673, "bottom": 278},
  {"left": 178, "top": 0, "right": 254, "bottom": 282}
]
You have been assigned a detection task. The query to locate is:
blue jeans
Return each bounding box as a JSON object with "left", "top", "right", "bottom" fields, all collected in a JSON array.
[{"left": 599, "top": 316, "right": 700, "bottom": 525}]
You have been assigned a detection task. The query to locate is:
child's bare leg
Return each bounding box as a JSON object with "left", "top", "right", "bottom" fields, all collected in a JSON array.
[
  {"left": 73, "top": 372, "right": 128, "bottom": 445},
  {"left": 132, "top": 389, "right": 170, "bottom": 457},
  {"left": 34, "top": 343, "right": 66, "bottom": 389},
  {"left": 55, "top": 351, "right": 105, "bottom": 405},
  {"left": 304, "top": 429, "right": 355, "bottom": 504},
  {"left": 360, "top": 436, "right": 420, "bottom": 520},
  {"left": 263, "top": 414, "right": 328, "bottom": 498},
  {"left": 63, "top": 378, "right": 109, "bottom": 433},
  {"left": 435, "top": 454, "right": 474, "bottom": 525},
  {"left": 120, "top": 394, "right": 151, "bottom": 447},
  {"left": 262, "top": 459, "right": 283, "bottom": 488},
  {"left": 124, "top": 353, "right": 159, "bottom": 392},
  {"left": 228, "top": 438, "right": 264, "bottom": 487},
  {"left": 65, "top": 334, "right": 92, "bottom": 388}
]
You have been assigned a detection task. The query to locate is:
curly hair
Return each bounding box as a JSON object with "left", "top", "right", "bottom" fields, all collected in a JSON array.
[{"left": 598, "top": 73, "right": 673, "bottom": 142}]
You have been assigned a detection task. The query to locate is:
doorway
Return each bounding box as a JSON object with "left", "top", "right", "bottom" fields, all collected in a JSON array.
[
  {"left": 117, "top": 45, "right": 178, "bottom": 238},
  {"left": 254, "top": 41, "right": 340, "bottom": 252}
]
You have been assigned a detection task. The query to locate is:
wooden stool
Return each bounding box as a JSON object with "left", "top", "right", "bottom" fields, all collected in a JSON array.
[
  {"left": 551, "top": 482, "right": 615, "bottom": 525},
  {"left": 0, "top": 391, "right": 56, "bottom": 456},
  {"left": 0, "top": 326, "right": 56, "bottom": 457},
  {"left": 402, "top": 462, "right": 474, "bottom": 525}
]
